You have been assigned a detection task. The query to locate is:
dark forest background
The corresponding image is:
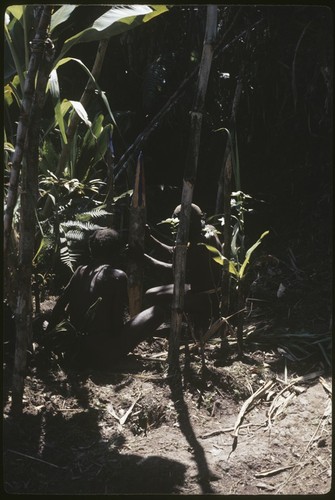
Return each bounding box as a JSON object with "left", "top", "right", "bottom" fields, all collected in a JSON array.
[
  {"left": 55, "top": 5, "right": 332, "bottom": 248},
  {"left": 4, "top": 3, "right": 332, "bottom": 300}
]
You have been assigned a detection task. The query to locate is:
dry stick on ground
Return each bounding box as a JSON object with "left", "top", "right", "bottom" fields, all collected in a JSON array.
[
  {"left": 168, "top": 6, "right": 217, "bottom": 382},
  {"left": 8, "top": 449, "right": 66, "bottom": 470},
  {"left": 41, "top": 38, "right": 109, "bottom": 220},
  {"left": 254, "top": 465, "right": 295, "bottom": 478},
  {"left": 200, "top": 422, "right": 266, "bottom": 439},
  {"left": 228, "top": 379, "right": 275, "bottom": 458},
  {"left": 11, "top": 7, "right": 54, "bottom": 415}
]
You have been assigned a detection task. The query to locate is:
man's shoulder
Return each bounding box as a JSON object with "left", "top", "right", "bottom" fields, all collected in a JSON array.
[{"left": 96, "top": 265, "right": 127, "bottom": 282}]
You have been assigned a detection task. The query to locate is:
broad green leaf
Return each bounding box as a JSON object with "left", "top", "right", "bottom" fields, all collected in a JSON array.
[
  {"left": 203, "top": 243, "right": 223, "bottom": 259},
  {"left": 4, "top": 23, "right": 25, "bottom": 88},
  {"left": 48, "top": 68, "right": 60, "bottom": 100},
  {"left": 6, "top": 5, "right": 24, "bottom": 21},
  {"left": 113, "top": 189, "right": 133, "bottom": 201},
  {"left": 202, "top": 243, "right": 238, "bottom": 276},
  {"left": 239, "top": 230, "right": 269, "bottom": 278},
  {"left": 49, "top": 69, "right": 67, "bottom": 144},
  {"left": 69, "top": 100, "right": 92, "bottom": 127},
  {"left": 223, "top": 257, "right": 238, "bottom": 275},
  {"left": 69, "top": 128, "right": 79, "bottom": 178},
  {"left": 82, "top": 113, "right": 104, "bottom": 151},
  {"left": 5, "top": 74, "right": 22, "bottom": 103},
  {"left": 55, "top": 5, "right": 168, "bottom": 63},
  {"left": 142, "top": 6, "right": 169, "bottom": 22},
  {"left": 91, "top": 123, "right": 113, "bottom": 168},
  {"left": 212, "top": 255, "right": 238, "bottom": 276},
  {"left": 53, "top": 57, "right": 116, "bottom": 125},
  {"left": 50, "top": 5, "right": 78, "bottom": 33},
  {"left": 47, "top": 193, "right": 56, "bottom": 205},
  {"left": 4, "top": 141, "right": 15, "bottom": 153},
  {"left": 40, "top": 137, "right": 59, "bottom": 174},
  {"left": 100, "top": 91, "right": 117, "bottom": 127},
  {"left": 60, "top": 99, "right": 72, "bottom": 116},
  {"left": 213, "top": 255, "right": 223, "bottom": 265},
  {"left": 227, "top": 259, "right": 238, "bottom": 276},
  {"left": 231, "top": 222, "right": 240, "bottom": 257},
  {"left": 4, "top": 84, "right": 14, "bottom": 106},
  {"left": 33, "top": 237, "right": 47, "bottom": 264}
]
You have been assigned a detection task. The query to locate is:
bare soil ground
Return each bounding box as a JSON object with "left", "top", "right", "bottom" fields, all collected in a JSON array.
[
  {"left": 3, "top": 257, "right": 332, "bottom": 496},
  {"left": 3, "top": 333, "right": 332, "bottom": 495}
]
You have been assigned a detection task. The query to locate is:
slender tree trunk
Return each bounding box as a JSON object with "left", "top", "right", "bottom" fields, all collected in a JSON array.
[
  {"left": 11, "top": 6, "right": 54, "bottom": 415},
  {"left": 168, "top": 6, "right": 217, "bottom": 382},
  {"left": 128, "top": 152, "right": 146, "bottom": 317}
]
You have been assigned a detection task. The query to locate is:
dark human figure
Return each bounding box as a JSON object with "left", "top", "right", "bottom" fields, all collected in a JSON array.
[
  {"left": 46, "top": 228, "right": 164, "bottom": 368},
  {"left": 144, "top": 204, "right": 223, "bottom": 330}
]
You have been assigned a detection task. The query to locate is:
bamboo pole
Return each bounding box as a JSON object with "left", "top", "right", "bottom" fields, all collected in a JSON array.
[
  {"left": 3, "top": 6, "right": 53, "bottom": 258},
  {"left": 127, "top": 152, "right": 146, "bottom": 317},
  {"left": 168, "top": 6, "right": 217, "bottom": 381},
  {"left": 11, "top": 6, "right": 54, "bottom": 415}
]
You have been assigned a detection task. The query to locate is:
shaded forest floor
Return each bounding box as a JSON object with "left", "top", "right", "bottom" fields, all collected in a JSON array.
[{"left": 3, "top": 249, "right": 332, "bottom": 495}]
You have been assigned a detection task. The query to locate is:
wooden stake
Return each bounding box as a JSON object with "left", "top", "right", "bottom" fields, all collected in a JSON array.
[
  {"left": 128, "top": 152, "right": 146, "bottom": 317},
  {"left": 168, "top": 6, "right": 218, "bottom": 381}
]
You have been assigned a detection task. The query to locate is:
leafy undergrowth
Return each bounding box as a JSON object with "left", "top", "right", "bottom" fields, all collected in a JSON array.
[{"left": 3, "top": 252, "right": 332, "bottom": 495}]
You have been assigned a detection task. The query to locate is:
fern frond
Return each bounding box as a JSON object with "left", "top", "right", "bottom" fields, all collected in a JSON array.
[
  {"left": 61, "top": 220, "right": 104, "bottom": 231},
  {"left": 59, "top": 227, "right": 74, "bottom": 272},
  {"left": 75, "top": 206, "right": 111, "bottom": 222},
  {"left": 65, "top": 229, "right": 87, "bottom": 241}
]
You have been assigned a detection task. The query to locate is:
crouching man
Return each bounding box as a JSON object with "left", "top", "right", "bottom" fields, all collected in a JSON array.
[{"left": 45, "top": 228, "right": 164, "bottom": 369}]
